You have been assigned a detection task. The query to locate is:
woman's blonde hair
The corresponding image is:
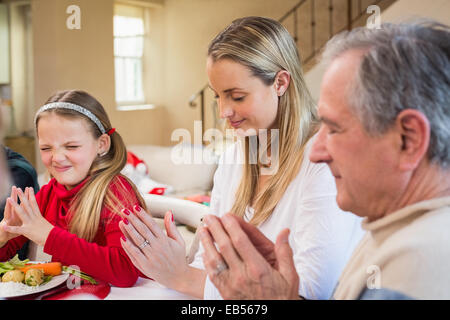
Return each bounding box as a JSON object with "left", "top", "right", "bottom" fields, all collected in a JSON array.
[
  {"left": 36, "top": 90, "right": 147, "bottom": 241},
  {"left": 208, "top": 16, "right": 318, "bottom": 225}
]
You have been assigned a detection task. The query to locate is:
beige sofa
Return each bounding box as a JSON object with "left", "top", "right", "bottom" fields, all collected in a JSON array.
[
  {"left": 30, "top": 144, "right": 217, "bottom": 263},
  {"left": 127, "top": 144, "right": 218, "bottom": 198},
  {"left": 127, "top": 144, "right": 217, "bottom": 262}
]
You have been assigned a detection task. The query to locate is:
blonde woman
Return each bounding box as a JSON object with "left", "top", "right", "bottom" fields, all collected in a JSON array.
[
  {"left": 119, "top": 16, "right": 364, "bottom": 299},
  {"left": 0, "top": 90, "right": 146, "bottom": 287}
]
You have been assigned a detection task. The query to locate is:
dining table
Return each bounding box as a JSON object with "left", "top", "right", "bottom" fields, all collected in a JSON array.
[
  {"left": 4, "top": 276, "right": 199, "bottom": 300},
  {"left": 105, "top": 277, "right": 199, "bottom": 300}
]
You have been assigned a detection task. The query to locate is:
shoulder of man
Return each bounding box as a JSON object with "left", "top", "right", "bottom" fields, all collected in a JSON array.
[{"left": 361, "top": 205, "right": 450, "bottom": 299}]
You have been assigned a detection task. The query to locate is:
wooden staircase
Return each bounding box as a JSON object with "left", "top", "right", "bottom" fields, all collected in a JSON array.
[{"left": 280, "top": 0, "right": 397, "bottom": 72}]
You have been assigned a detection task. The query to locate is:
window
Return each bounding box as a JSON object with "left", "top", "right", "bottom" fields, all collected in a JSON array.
[{"left": 114, "top": 4, "right": 149, "bottom": 108}]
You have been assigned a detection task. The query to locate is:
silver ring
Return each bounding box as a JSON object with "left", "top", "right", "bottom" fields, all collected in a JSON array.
[
  {"left": 139, "top": 239, "right": 150, "bottom": 249},
  {"left": 214, "top": 260, "right": 228, "bottom": 276}
]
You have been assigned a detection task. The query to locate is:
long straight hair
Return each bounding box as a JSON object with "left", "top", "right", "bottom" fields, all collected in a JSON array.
[
  {"left": 208, "top": 17, "right": 318, "bottom": 225},
  {"left": 36, "top": 90, "right": 147, "bottom": 241}
]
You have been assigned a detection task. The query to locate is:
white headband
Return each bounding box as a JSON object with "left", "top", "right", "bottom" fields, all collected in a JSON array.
[{"left": 34, "top": 102, "right": 106, "bottom": 134}]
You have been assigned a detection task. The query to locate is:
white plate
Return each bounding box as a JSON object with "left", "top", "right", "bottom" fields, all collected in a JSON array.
[{"left": 0, "top": 262, "right": 69, "bottom": 299}]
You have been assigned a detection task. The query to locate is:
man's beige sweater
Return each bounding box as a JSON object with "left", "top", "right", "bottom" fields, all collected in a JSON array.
[{"left": 333, "top": 197, "right": 450, "bottom": 300}]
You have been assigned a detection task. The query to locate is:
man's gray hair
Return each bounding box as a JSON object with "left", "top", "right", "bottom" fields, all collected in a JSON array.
[{"left": 322, "top": 20, "right": 450, "bottom": 167}]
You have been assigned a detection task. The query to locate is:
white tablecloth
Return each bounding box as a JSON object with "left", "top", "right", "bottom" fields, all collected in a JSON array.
[{"left": 105, "top": 277, "right": 199, "bottom": 300}]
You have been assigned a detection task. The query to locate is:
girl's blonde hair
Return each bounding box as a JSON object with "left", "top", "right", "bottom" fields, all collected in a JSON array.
[
  {"left": 208, "top": 16, "right": 318, "bottom": 225},
  {"left": 36, "top": 90, "right": 147, "bottom": 241}
]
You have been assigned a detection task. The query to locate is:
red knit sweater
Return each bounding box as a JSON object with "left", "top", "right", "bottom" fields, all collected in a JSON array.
[{"left": 0, "top": 175, "right": 143, "bottom": 287}]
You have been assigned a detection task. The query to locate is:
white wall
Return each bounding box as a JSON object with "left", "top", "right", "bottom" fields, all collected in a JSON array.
[
  {"left": 304, "top": 0, "right": 450, "bottom": 103},
  {"left": 382, "top": 0, "right": 450, "bottom": 24},
  {"left": 0, "top": 4, "right": 9, "bottom": 84},
  {"left": 10, "top": 3, "right": 33, "bottom": 135},
  {"left": 161, "top": 0, "right": 299, "bottom": 145}
]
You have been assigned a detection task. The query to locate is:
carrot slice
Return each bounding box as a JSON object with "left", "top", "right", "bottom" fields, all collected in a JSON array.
[{"left": 19, "top": 262, "right": 62, "bottom": 276}]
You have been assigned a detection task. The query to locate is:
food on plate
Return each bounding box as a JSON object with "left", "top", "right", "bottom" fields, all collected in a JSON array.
[
  {"left": 0, "top": 255, "right": 55, "bottom": 287},
  {"left": 25, "top": 269, "right": 45, "bottom": 286},
  {"left": 1, "top": 255, "right": 97, "bottom": 290},
  {"left": 19, "top": 262, "right": 62, "bottom": 276},
  {"left": 1, "top": 270, "right": 25, "bottom": 283}
]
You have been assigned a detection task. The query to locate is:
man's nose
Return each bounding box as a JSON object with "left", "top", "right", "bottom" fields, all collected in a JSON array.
[{"left": 309, "top": 126, "right": 331, "bottom": 164}]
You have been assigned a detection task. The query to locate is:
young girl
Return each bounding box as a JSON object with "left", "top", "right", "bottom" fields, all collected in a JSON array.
[
  {"left": 0, "top": 90, "right": 146, "bottom": 287},
  {"left": 118, "top": 17, "right": 365, "bottom": 299}
]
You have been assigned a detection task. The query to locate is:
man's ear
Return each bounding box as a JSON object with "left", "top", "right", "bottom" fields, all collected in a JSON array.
[
  {"left": 274, "top": 70, "right": 290, "bottom": 97},
  {"left": 98, "top": 134, "right": 111, "bottom": 156},
  {"left": 396, "top": 109, "right": 430, "bottom": 171}
]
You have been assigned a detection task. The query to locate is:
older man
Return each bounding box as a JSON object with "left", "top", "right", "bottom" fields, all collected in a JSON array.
[{"left": 200, "top": 20, "right": 450, "bottom": 300}]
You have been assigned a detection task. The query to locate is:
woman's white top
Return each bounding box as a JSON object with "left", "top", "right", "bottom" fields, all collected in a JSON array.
[{"left": 190, "top": 136, "right": 365, "bottom": 300}]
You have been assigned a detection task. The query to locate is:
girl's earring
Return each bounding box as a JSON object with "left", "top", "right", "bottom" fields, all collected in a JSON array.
[{"left": 99, "top": 151, "right": 108, "bottom": 157}]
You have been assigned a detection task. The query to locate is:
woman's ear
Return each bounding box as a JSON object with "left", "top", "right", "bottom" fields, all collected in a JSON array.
[
  {"left": 97, "top": 134, "right": 111, "bottom": 157},
  {"left": 274, "top": 70, "right": 291, "bottom": 97},
  {"left": 396, "top": 109, "right": 430, "bottom": 171}
]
